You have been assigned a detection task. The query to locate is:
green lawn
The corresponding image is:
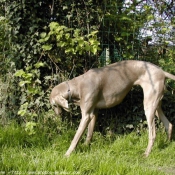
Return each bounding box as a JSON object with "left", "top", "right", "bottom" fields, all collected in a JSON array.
[{"left": 0, "top": 122, "right": 175, "bottom": 175}]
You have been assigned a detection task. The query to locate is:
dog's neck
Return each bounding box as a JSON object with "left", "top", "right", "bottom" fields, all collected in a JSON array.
[
  {"left": 66, "top": 79, "right": 80, "bottom": 105},
  {"left": 65, "top": 81, "right": 71, "bottom": 103}
]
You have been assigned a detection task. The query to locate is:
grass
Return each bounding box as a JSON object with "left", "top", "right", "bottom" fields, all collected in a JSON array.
[{"left": 0, "top": 122, "right": 175, "bottom": 175}]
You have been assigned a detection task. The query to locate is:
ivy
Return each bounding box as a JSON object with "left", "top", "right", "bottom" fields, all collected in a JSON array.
[
  {"left": 40, "top": 22, "right": 100, "bottom": 57},
  {"left": 14, "top": 65, "right": 48, "bottom": 123}
]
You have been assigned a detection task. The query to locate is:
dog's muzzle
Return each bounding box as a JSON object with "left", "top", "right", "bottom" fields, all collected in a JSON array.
[{"left": 54, "top": 106, "right": 62, "bottom": 115}]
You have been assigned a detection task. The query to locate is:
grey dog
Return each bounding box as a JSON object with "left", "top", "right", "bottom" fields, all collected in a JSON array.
[{"left": 50, "top": 60, "right": 175, "bottom": 157}]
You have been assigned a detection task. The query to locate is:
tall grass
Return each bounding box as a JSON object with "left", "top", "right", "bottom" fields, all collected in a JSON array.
[{"left": 0, "top": 122, "right": 175, "bottom": 175}]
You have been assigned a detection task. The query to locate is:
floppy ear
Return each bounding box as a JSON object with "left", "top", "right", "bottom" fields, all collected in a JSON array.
[{"left": 57, "top": 95, "right": 69, "bottom": 109}]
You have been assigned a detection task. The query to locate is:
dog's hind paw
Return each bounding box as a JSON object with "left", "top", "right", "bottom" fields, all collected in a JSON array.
[{"left": 168, "top": 124, "right": 173, "bottom": 140}]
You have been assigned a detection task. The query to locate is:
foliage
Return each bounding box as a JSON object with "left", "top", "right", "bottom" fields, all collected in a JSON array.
[
  {"left": 100, "top": 1, "right": 153, "bottom": 60},
  {"left": 0, "top": 16, "right": 10, "bottom": 75},
  {"left": 0, "top": 0, "right": 53, "bottom": 128},
  {"left": 39, "top": 22, "right": 100, "bottom": 74},
  {"left": 14, "top": 63, "right": 50, "bottom": 122},
  {"left": 0, "top": 0, "right": 175, "bottom": 134},
  {"left": 0, "top": 62, "right": 18, "bottom": 124}
]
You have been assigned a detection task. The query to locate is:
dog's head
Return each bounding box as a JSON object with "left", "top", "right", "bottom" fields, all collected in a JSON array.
[
  {"left": 50, "top": 83, "right": 69, "bottom": 115},
  {"left": 50, "top": 95, "right": 69, "bottom": 115}
]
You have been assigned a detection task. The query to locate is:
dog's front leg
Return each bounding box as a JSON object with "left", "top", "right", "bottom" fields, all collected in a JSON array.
[
  {"left": 65, "top": 113, "right": 90, "bottom": 157},
  {"left": 85, "top": 109, "right": 98, "bottom": 145}
]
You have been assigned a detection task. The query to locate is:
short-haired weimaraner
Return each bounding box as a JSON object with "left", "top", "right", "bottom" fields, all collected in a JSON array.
[{"left": 50, "top": 60, "right": 175, "bottom": 157}]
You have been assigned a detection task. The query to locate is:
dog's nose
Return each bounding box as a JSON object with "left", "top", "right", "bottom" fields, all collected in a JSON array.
[{"left": 54, "top": 107, "right": 62, "bottom": 115}]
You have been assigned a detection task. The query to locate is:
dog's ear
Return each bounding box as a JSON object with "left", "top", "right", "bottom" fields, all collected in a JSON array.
[{"left": 57, "top": 95, "right": 69, "bottom": 109}]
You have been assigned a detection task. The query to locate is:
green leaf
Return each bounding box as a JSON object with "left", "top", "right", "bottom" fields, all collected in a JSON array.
[
  {"left": 78, "top": 39, "right": 84, "bottom": 47},
  {"left": 57, "top": 41, "right": 66, "bottom": 48},
  {"left": 14, "top": 69, "right": 25, "bottom": 77},
  {"left": 91, "top": 45, "right": 98, "bottom": 54},
  {"left": 40, "top": 32, "right": 47, "bottom": 38},
  {"left": 56, "top": 34, "right": 62, "bottom": 41},
  {"left": 18, "top": 102, "right": 28, "bottom": 116},
  {"left": 26, "top": 121, "right": 36, "bottom": 127},
  {"left": 34, "top": 62, "right": 45, "bottom": 68},
  {"left": 65, "top": 33, "right": 70, "bottom": 40},
  {"left": 89, "top": 38, "right": 95, "bottom": 45},
  {"left": 18, "top": 109, "right": 26, "bottom": 116},
  {"left": 88, "top": 30, "right": 98, "bottom": 37},
  {"left": 65, "top": 47, "right": 74, "bottom": 54},
  {"left": 38, "top": 38, "right": 45, "bottom": 43},
  {"left": 85, "top": 44, "right": 90, "bottom": 51},
  {"left": 73, "top": 29, "right": 80, "bottom": 37},
  {"left": 42, "top": 44, "right": 52, "bottom": 51},
  {"left": 147, "top": 15, "right": 154, "bottom": 21},
  {"left": 35, "top": 79, "right": 41, "bottom": 84},
  {"left": 43, "top": 36, "right": 50, "bottom": 42},
  {"left": 115, "top": 37, "right": 122, "bottom": 41},
  {"left": 19, "top": 81, "right": 30, "bottom": 87},
  {"left": 57, "top": 25, "right": 67, "bottom": 31},
  {"left": 23, "top": 73, "right": 33, "bottom": 79},
  {"left": 121, "top": 32, "right": 129, "bottom": 37},
  {"left": 49, "top": 22, "right": 59, "bottom": 30},
  {"left": 25, "top": 122, "right": 37, "bottom": 135},
  {"left": 121, "top": 16, "right": 132, "bottom": 21},
  {"left": 31, "top": 113, "right": 37, "bottom": 118}
]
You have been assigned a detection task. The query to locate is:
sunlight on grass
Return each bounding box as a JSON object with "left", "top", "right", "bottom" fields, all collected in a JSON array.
[{"left": 0, "top": 123, "right": 175, "bottom": 174}]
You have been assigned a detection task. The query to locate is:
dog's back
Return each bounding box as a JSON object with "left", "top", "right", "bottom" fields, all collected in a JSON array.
[{"left": 76, "top": 60, "right": 165, "bottom": 108}]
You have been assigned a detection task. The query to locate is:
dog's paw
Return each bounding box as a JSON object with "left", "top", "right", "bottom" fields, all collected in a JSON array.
[
  {"left": 64, "top": 152, "right": 71, "bottom": 158},
  {"left": 168, "top": 124, "right": 173, "bottom": 140},
  {"left": 143, "top": 152, "right": 150, "bottom": 158}
]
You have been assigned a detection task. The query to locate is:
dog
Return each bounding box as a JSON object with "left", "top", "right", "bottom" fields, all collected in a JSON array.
[{"left": 50, "top": 60, "right": 175, "bottom": 157}]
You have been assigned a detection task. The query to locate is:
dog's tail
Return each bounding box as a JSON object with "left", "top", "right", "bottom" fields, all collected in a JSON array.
[{"left": 164, "top": 71, "right": 175, "bottom": 81}]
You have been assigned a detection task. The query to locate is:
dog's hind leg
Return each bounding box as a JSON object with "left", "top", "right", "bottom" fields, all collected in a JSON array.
[
  {"left": 156, "top": 102, "right": 173, "bottom": 140},
  {"left": 85, "top": 109, "right": 98, "bottom": 145},
  {"left": 144, "top": 105, "right": 156, "bottom": 157},
  {"left": 143, "top": 82, "right": 165, "bottom": 157}
]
